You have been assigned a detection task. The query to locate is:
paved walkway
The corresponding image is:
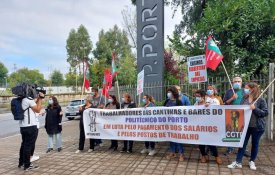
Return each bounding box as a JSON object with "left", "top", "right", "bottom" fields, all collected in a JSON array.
[{"left": 0, "top": 120, "right": 274, "bottom": 175}]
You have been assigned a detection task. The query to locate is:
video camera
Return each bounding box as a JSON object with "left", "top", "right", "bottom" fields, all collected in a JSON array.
[{"left": 12, "top": 83, "right": 46, "bottom": 99}]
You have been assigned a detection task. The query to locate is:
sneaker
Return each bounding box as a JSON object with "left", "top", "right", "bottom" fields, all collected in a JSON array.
[
  {"left": 57, "top": 148, "right": 62, "bottom": 152},
  {"left": 249, "top": 161, "right": 257, "bottom": 170},
  {"left": 148, "top": 149, "right": 157, "bottom": 156},
  {"left": 227, "top": 161, "right": 242, "bottom": 169},
  {"left": 120, "top": 148, "right": 127, "bottom": 153},
  {"left": 127, "top": 149, "right": 133, "bottom": 153},
  {"left": 87, "top": 149, "right": 94, "bottom": 153},
  {"left": 30, "top": 155, "right": 40, "bottom": 162},
  {"left": 140, "top": 148, "right": 149, "bottom": 154},
  {"left": 46, "top": 148, "right": 53, "bottom": 153},
  {"left": 24, "top": 164, "right": 39, "bottom": 171},
  {"left": 18, "top": 164, "right": 24, "bottom": 169},
  {"left": 75, "top": 150, "right": 81, "bottom": 154}
]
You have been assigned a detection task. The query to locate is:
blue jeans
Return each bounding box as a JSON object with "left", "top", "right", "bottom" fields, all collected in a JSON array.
[
  {"left": 170, "top": 142, "right": 184, "bottom": 154},
  {"left": 48, "top": 133, "right": 62, "bottom": 149},
  {"left": 236, "top": 127, "right": 264, "bottom": 163}
]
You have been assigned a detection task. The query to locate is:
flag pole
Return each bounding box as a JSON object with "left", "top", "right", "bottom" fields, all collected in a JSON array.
[
  {"left": 116, "top": 76, "right": 121, "bottom": 109},
  {"left": 80, "top": 62, "right": 85, "bottom": 102},
  {"left": 252, "top": 78, "right": 275, "bottom": 105},
  {"left": 221, "top": 60, "right": 235, "bottom": 94}
]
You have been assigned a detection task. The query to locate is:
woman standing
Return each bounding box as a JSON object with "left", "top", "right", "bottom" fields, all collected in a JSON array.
[
  {"left": 75, "top": 95, "right": 95, "bottom": 153},
  {"left": 228, "top": 82, "right": 268, "bottom": 170},
  {"left": 120, "top": 93, "right": 136, "bottom": 153},
  {"left": 45, "top": 96, "right": 63, "bottom": 153},
  {"left": 194, "top": 89, "right": 223, "bottom": 164},
  {"left": 164, "top": 86, "right": 184, "bottom": 161},
  {"left": 105, "top": 95, "right": 120, "bottom": 151},
  {"left": 140, "top": 95, "right": 157, "bottom": 156}
]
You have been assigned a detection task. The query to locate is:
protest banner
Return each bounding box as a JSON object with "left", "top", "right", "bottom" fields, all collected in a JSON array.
[
  {"left": 84, "top": 105, "right": 252, "bottom": 147},
  {"left": 187, "top": 55, "right": 207, "bottom": 84}
]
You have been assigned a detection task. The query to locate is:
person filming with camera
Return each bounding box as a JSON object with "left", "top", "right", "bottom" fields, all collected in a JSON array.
[{"left": 17, "top": 87, "right": 45, "bottom": 171}]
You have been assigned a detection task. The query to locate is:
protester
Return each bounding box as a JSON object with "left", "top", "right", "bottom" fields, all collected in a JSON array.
[
  {"left": 120, "top": 93, "right": 136, "bottom": 153},
  {"left": 18, "top": 91, "right": 44, "bottom": 171},
  {"left": 164, "top": 86, "right": 184, "bottom": 161},
  {"left": 175, "top": 85, "right": 190, "bottom": 106},
  {"left": 140, "top": 95, "right": 157, "bottom": 156},
  {"left": 91, "top": 87, "right": 105, "bottom": 146},
  {"left": 105, "top": 95, "right": 120, "bottom": 151},
  {"left": 228, "top": 82, "right": 268, "bottom": 170},
  {"left": 75, "top": 95, "right": 95, "bottom": 153},
  {"left": 223, "top": 77, "right": 247, "bottom": 156},
  {"left": 205, "top": 84, "right": 220, "bottom": 105},
  {"left": 195, "top": 89, "right": 223, "bottom": 164},
  {"left": 213, "top": 86, "right": 224, "bottom": 105},
  {"left": 45, "top": 96, "right": 63, "bottom": 153}
]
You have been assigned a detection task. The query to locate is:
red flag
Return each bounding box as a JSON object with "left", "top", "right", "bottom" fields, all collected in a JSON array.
[
  {"left": 84, "top": 61, "right": 90, "bottom": 90},
  {"left": 102, "top": 69, "right": 113, "bottom": 97},
  {"left": 205, "top": 36, "right": 224, "bottom": 70}
]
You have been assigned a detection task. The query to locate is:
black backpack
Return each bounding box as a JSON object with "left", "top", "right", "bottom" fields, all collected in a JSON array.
[{"left": 11, "top": 97, "right": 30, "bottom": 121}]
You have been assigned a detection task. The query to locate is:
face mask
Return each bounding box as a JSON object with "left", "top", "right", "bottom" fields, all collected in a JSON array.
[
  {"left": 108, "top": 98, "right": 113, "bottom": 103},
  {"left": 48, "top": 99, "right": 53, "bottom": 105},
  {"left": 142, "top": 99, "right": 146, "bottom": 104},
  {"left": 207, "top": 89, "right": 214, "bottom": 96},
  {"left": 178, "top": 91, "right": 181, "bottom": 95},
  {"left": 195, "top": 97, "right": 202, "bottom": 102},
  {"left": 91, "top": 92, "right": 95, "bottom": 96},
  {"left": 167, "top": 92, "right": 172, "bottom": 99},
  {"left": 233, "top": 83, "right": 241, "bottom": 89},
  {"left": 244, "top": 88, "right": 250, "bottom": 95},
  {"left": 121, "top": 98, "right": 125, "bottom": 102}
]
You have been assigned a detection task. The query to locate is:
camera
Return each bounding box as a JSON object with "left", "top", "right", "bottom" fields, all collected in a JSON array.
[{"left": 12, "top": 83, "right": 46, "bottom": 99}]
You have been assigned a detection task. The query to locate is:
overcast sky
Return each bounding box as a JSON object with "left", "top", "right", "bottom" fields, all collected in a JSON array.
[{"left": 0, "top": 0, "right": 182, "bottom": 79}]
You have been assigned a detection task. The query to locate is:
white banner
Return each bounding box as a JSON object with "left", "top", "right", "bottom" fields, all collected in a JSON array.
[
  {"left": 187, "top": 55, "right": 207, "bottom": 83},
  {"left": 84, "top": 105, "right": 252, "bottom": 147},
  {"left": 137, "top": 70, "right": 144, "bottom": 95}
]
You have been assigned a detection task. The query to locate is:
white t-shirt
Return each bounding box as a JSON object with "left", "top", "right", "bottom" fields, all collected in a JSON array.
[
  {"left": 206, "top": 97, "right": 220, "bottom": 105},
  {"left": 19, "top": 98, "right": 37, "bottom": 127}
]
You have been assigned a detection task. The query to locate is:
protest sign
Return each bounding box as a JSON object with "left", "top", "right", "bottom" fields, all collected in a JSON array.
[{"left": 187, "top": 55, "right": 207, "bottom": 83}]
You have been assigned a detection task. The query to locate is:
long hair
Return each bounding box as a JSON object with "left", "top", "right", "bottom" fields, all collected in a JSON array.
[
  {"left": 109, "top": 95, "right": 118, "bottom": 105},
  {"left": 48, "top": 96, "right": 59, "bottom": 109},
  {"left": 167, "top": 86, "right": 179, "bottom": 99},
  {"left": 246, "top": 82, "right": 261, "bottom": 100},
  {"left": 145, "top": 94, "right": 155, "bottom": 104},
  {"left": 195, "top": 89, "right": 206, "bottom": 100}
]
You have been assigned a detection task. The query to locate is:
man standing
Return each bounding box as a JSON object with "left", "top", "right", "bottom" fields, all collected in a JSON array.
[
  {"left": 223, "top": 77, "right": 249, "bottom": 156},
  {"left": 175, "top": 85, "right": 190, "bottom": 106},
  {"left": 18, "top": 92, "right": 44, "bottom": 171}
]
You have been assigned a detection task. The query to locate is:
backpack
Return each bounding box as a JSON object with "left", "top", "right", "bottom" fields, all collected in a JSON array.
[{"left": 11, "top": 97, "right": 30, "bottom": 121}]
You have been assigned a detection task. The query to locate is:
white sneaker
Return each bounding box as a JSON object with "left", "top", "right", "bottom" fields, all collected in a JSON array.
[
  {"left": 140, "top": 148, "right": 149, "bottom": 154},
  {"left": 148, "top": 149, "right": 157, "bottom": 156},
  {"left": 30, "top": 155, "right": 40, "bottom": 162},
  {"left": 87, "top": 149, "right": 94, "bottom": 153},
  {"left": 249, "top": 161, "right": 257, "bottom": 170},
  {"left": 75, "top": 150, "right": 81, "bottom": 154},
  {"left": 228, "top": 161, "right": 242, "bottom": 169}
]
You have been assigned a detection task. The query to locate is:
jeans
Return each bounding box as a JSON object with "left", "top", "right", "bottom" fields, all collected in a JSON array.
[
  {"left": 199, "top": 145, "right": 218, "bottom": 157},
  {"left": 236, "top": 127, "right": 264, "bottom": 163},
  {"left": 48, "top": 133, "right": 62, "bottom": 149},
  {"left": 145, "top": 142, "right": 155, "bottom": 149},
  {"left": 19, "top": 126, "right": 38, "bottom": 168},
  {"left": 170, "top": 142, "right": 184, "bottom": 154}
]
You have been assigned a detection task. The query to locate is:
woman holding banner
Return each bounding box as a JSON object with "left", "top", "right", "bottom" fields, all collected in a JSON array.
[
  {"left": 140, "top": 95, "right": 157, "bottom": 156},
  {"left": 194, "top": 89, "right": 223, "bottom": 164},
  {"left": 164, "top": 86, "right": 185, "bottom": 161},
  {"left": 105, "top": 95, "right": 120, "bottom": 151},
  {"left": 228, "top": 82, "right": 268, "bottom": 170},
  {"left": 120, "top": 93, "right": 136, "bottom": 153}
]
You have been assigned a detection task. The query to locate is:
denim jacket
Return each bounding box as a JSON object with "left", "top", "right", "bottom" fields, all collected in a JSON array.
[{"left": 241, "top": 97, "right": 268, "bottom": 131}]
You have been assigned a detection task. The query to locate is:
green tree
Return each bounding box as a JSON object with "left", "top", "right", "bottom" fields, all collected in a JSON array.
[
  {"left": 117, "top": 56, "right": 137, "bottom": 85},
  {"left": 169, "top": 0, "right": 275, "bottom": 77},
  {"left": 0, "top": 62, "right": 8, "bottom": 86},
  {"left": 65, "top": 68, "right": 83, "bottom": 90},
  {"left": 66, "top": 24, "right": 92, "bottom": 72},
  {"left": 50, "top": 70, "right": 64, "bottom": 86},
  {"left": 9, "top": 68, "right": 46, "bottom": 87}
]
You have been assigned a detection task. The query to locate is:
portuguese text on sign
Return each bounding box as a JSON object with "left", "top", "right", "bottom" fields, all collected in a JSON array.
[{"left": 187, "top": 55, "right": 207, "bottom": 83}]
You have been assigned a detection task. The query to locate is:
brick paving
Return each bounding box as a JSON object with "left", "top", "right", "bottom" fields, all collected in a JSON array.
[{"left": 0, "top": 120, "right": 274, "bottom": 175}]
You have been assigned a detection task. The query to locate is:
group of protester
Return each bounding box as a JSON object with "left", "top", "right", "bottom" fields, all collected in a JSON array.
[{"left": 17, "top": 77, "right": 268, "bottom": 171}]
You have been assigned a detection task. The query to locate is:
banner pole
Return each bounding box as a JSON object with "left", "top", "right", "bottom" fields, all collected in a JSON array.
[
  {"left": 221, "top": 60, "right": 235, "bottom": 94},
  {"left": 81, "top": 62, "right": 85, "bottom": 103},
  {"left": 116, "top": 76, "right": 121, "bottom": 109},
  {"left": 252, "top": 78, "right": 275, "bottom": 105}
]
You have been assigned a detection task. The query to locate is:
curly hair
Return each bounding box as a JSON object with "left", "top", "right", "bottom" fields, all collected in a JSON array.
[{"left": 167, "top": 86, "right": 179, "bottom": 99}]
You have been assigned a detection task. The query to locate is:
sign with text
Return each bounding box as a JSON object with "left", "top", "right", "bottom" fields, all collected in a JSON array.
[
  {"left": 137, "top": 69, "right": 145, "bottom": 95},
  {"left": 137, "top": 0, "right": 164, "bottom": 83},
  {"left": 83, "top": 105, "right": 252, "bottom": 147},
  {"left": 187, "top": 55, "right": 207, "bottom": 83}
]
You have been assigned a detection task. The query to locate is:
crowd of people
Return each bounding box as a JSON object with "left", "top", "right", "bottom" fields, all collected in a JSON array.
[{"left": 17, "top": 77, "right": 268, "bottom": 171}]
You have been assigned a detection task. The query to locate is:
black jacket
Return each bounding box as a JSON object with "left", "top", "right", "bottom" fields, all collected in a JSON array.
[
  {"left": 121, "top": 102, "right": 136, "bottom": 109},
  {"left": 105, "top": 102, "right": 120, "bottom": 109},
  {"left": 45, "top": 105, "right": 62, "bottom": 135},
  {"left": 163, "top": 99, "right": 183, "bottom": 106}
]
